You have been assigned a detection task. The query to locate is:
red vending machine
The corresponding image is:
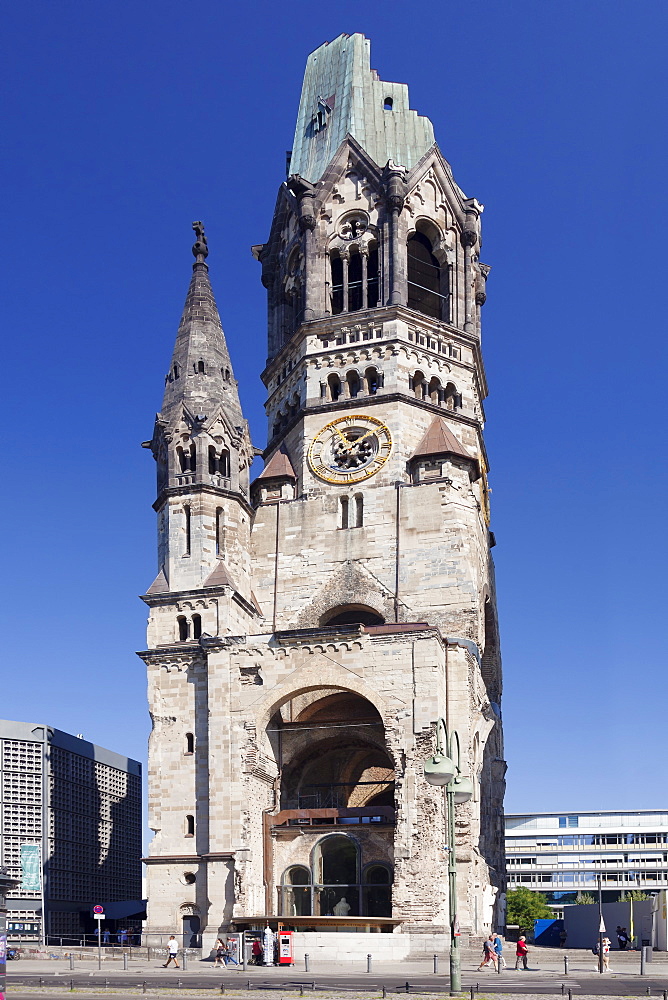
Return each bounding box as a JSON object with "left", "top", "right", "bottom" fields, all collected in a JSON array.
[{"left": 278, "top": 930, "right": 293, "bottom": 966}]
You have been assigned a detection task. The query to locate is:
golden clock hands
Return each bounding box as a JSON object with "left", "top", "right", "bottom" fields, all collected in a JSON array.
[
  {"left": 355, "top": 428, "right": 378, "bottom": 443},
  {"left": 333, "top": 426, "right": 353, "bottom": 450}
]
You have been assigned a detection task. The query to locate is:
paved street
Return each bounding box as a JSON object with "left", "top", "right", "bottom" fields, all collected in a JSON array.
[{"left": 7, "top": 947, "right": 668, "bottom": 998}]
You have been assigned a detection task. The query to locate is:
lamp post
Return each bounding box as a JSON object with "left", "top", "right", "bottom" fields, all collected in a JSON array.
[{"left": 424, "top": 719, "right": 474, "bottom": 995}]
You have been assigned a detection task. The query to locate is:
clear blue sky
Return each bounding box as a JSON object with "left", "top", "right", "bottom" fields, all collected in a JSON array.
[{"left": 2, "top": 0, "right": 666, "bottom": 822}]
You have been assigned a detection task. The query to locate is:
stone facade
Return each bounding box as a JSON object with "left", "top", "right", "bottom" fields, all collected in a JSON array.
[{"left": 139, "top": 33, "right": 505, "bottom": 953}]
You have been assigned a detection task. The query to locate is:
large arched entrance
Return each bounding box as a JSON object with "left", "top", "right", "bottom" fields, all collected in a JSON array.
[{"left": 268, "top": 689, "right": 395, "bottom": 918}]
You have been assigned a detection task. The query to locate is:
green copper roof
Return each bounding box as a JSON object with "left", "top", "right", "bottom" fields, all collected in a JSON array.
[{"left": 289, "top": 33, "right": 435, "bottom": 183}]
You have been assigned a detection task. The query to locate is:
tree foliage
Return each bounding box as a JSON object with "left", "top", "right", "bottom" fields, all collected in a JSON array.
[
  {"left": 576, "top": 892, "right": 596, "bottom": 904},
  {"left": 620, "top": 890, "right": 649, "bottom": 901},
  {"left": 506, "top": 886, "right": 553, "bottom": 926}
]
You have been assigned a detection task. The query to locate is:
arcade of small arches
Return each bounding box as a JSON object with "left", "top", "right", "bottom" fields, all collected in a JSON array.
[
  {"left": 280, "top": 840, "right": 392, "bottom": 918},
  {"left": 176, "top": 612, "right": 203, "bottom": 642}
]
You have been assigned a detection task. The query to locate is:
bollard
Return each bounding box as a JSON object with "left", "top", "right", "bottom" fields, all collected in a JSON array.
[
  {"left": 383, "top": 988, "right": 387, "bottom": 999},
  {"left": 641, "top": 948, "right": 647, "bottom": 976},
  {"left": 123, "top": 953, "right": 128, "bottom": 970},
  {"left": 247, "top": 980, "right": 251, "bottom": 990},
  {"left": 568, "top": 989, "right": 572, "bottom": 1000},
  {"left": 405, "top": 982, "right": 410, "bottom": 993},
  {"left": 105, "top": 979, "right": 108, "bottom": 989},
  {"left": 367, "top": 954, "right": 373, "bottom": 974},
  {"left": 561, "top": 984, "right": 565, "bottom": 995},
  {"left": 305, "top": 953, "right": 310, "bottom": 973},
  {"left": 300, "top": 986, "right": 304, "bottom": 997},
  {"left": 220, "top": 986, "right": 225, "bottom": 995},
  {"left": 177, "top": 978, "right": 182, "bottom": 989},
  {"left": 470, "top": 988, "right": 475, "bottom": 1000},
  {"left": 311, "top": 983, "right": 315, "bottom": 991},
  {"left": 647, "top": 989, "right": 651, "bottom": 996},
  {"left": 433, "top": 954, "right": 438, "bottom": 974},
  {"left": 497, "top": 952, "right": 502, "bottom": 974},
  {"left": 69, "top": 953, "right": 74, "bottom": 970},
  {"left": 663, "top": 992, "right": 667, "bottom": 1000},
  {"left": 142, "top": 981, "right": 147, "bottom": 993},
  {"left": 183, "top": 950, "right": 188, "bottom": 971},
  {"left": 70, "top": 980, "right": 74, "bottom": 992},
  {"left": 39, "top": 979, "right": 43, "bottom": 988},
  {"left": 564, "top": 955, "right": 569, "bottom": 976}
]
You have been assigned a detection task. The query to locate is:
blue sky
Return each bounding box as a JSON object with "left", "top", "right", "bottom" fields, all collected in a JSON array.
[{"left": 1, "top": 0, "right": 666, "bottom": 821}]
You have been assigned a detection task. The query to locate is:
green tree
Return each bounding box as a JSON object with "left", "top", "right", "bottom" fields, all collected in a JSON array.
[
  {"left": 506, "top": 886, "right": 553, "bottom": 926},
  {"left": 619, "top": 890, "right": 649, "bottom": 901},
  {"left": 576, "top": 892, "right": 596, "bottom": 904}
]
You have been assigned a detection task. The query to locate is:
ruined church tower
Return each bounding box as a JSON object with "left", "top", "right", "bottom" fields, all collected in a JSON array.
[{"left": 140, "top": 34, "right": 505, "bottom": 956}]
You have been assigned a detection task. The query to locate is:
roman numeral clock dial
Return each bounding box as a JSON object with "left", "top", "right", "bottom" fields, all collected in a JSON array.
[{"left": 307, "top": 415, "right": 392, "bottom": 484}]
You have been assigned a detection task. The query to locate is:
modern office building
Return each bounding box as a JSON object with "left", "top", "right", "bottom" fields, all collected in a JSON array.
[
  {"left": 0, "top": 720, "right": 142, "bottom": 939},
  {"left": 506, "top": 810, "right": 668, "bottom": 906}
]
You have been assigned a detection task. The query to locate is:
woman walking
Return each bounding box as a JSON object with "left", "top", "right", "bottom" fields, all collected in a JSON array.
[
  {"left": 213, "top": 939, "right": 226, "bottom": 968},
  {"left": 478, "top": 935, "right": 498, "bottom": 970},
  {"left": 515, "top": 935, "right": 529, "bottom": 970}
]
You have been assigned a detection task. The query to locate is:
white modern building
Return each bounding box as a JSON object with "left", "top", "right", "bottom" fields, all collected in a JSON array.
[{"left": 506, "top": 810, "right": 668, "bottom": 905}]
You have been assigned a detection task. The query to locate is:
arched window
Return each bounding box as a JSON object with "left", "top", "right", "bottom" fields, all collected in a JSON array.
[
  {"left": 340, "top": 496, "right": 349, "bottom": 529},
  {"left": 281, "top": 866, "right": 312, "bottom": 917},
  {"left": 184, "top": 506, "right": 191, "bottom": 556},
  {"left": 173, "top": 364, "right": 180, "bottom": 380},
  {"left": 208, "top": 445, "right": 217, "bottom": 475},
  {"left": 192, "top": 613, "right": 202, "bottom": 640},
  {"left": 367, "top": 245, "right": 379, "bottom": 308},
  {"left": 219, "top": 449, "right": 230, "bottom": 477},
  {"left": 327, "top": 373, "right": 342, "bottom": 401},
  {"left": 346, "top": 370, "right": 361, "bottom": 398},
  {"left": 444, "top": 382, "right": 460, "bottom": 410},
  {"left": 362, "top": 864, "right": 392, "bottom": 917},
  {"left": 177, "top": 446, "right": 187, "bottom": 473},
  {"left": 215, "top": 508, "right": 224, "bottom": 556},
  {"left": 314, "top": 836, "right": 360, "bottom": 916},
  {"left": 185, "top": 814, "right": 194, "bottom": 837},
  {"left": 177, "top": 616, "right": 188, "bottom": 641},
  {"left": 384, "top": 97, "right": 393, "bottom": 111},
  {"left": 428, "top": 376, "right": 442, "bottom": 405},
  {"left": 365, "top": 367, "right": 380, "bottom": 395},
  {"left": 331, "top": 254, "right": 344, "bottom": 315},
  {"left": 322, "top": 606, "right": 384, "bottom": 627},
  {"left": 354, "top": 494, "right": 364, "bottom": 528},
  {"left": 348, "top": 251, "right": 363, "bottom": 312},
  {"left": 407, "top": 231, "right": 443, "bottom": 320},
  {"left": 185, "top": 733, "right": 194, "bottom": 755},
  {"left": 197, "top": 360, "right": 205, "bottom": 374},
  {"left": 411, "top": 371, "right": 426, "bottom": 399}
]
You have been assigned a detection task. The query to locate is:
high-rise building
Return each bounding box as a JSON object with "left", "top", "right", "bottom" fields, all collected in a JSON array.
[
  {"left": 0, "top": 720, "right": 142, "bottom": 940},
  {"left": 140, "top": 33, "right": 505, "bottom": 954}
]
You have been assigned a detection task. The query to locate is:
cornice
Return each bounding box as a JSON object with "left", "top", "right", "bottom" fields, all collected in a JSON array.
[
  {"left": 142, "top": 852, "right": 235, "bottom": 865},
  {"left": 152, "top": 482, "right": 254, "bottom": 517}
]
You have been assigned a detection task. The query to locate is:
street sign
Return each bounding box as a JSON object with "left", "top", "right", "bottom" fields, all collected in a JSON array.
[{"left": 93, "top": 906, "right": 104, "bottom": 916}]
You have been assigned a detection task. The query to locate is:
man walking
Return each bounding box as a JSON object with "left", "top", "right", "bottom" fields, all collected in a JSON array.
[
  {"left": 163, "top": 935, "right": 180, "bottom": 968},
  {"left": 493, "top": 933, "right": 506, "bottom": 968},
  {"left": 515, "top": 935, "right": 529, "bottom": 970}
]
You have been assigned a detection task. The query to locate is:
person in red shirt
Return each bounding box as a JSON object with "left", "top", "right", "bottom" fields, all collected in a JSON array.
[{"left": 515, "top": 935, "right": 529, "bottom": 970}]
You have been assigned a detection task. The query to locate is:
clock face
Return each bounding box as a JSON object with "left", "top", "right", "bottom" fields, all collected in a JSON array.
[{"left": 308, "top": 415, "right": 392, "bottom": 484}]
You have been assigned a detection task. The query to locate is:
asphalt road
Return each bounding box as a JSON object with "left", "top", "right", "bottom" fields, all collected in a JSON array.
[{"left": 7, "top": 970, "right": 668, "bottom": 996}]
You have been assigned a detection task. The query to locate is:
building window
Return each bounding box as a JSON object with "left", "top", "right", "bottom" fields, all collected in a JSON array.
[
  {"left": 407, "top": 231, "right": 445, "bottom": 320},
  {"left": 384, "top": 97, "right": 393, "bottom": 110},
  {"left": 177, "top": 616, "right": 189, "bottom": 641},
  {"left": 340, "top": 496, "right": 349, "bottom": 529},
  {"left": 327, "top": 373, "right": 342, "bottom": 401},
  {"left": 192, "top": 613, "right": 202, "bottom": 640},
  {"left": 196, "top": 360, "right": 205, "bottom": 374},
  {"left": 185, "top": 733, "right": 194, "bottom": 755},
  {"left": 354, "top": 494, "right": 363, "bottom": 528},
  {"left": 215, "top": 508, "right": 224, "bottom": 556},
  {"left": 184, "top": 506, "right": 191, "bottom": 555},
  {"left": 185, "top": 815, "right": 194, "bottom": 837}
]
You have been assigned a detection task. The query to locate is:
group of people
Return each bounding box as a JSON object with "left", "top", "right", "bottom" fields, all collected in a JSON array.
[
  {"left": 478, "top": 933, "right": 529, "bottom": 971},
  {"left": 214, "top": 938, "right": 240, "bottom": 967},
  {"left": 616, "top": 925, "right": 631, "bottom": 950}
]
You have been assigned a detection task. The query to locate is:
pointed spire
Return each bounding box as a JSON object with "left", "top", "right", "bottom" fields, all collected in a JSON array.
[
  {"left": 256, "top": 444, "right": 297, "bottom": 482},
  {"left": 160, "top": 223, "right": 244, "bottom": 428}
]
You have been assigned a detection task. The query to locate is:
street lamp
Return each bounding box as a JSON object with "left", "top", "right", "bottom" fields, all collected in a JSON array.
[{"left": 424, "top": 719, "right": 473, "bottom": 995}]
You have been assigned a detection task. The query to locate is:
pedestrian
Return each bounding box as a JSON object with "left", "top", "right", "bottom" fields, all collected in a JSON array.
[
  {"left": 602, "top": 936, "right": 611, "bottom": 971},
  {"left": 163, "top": 935, "right": 180, "bottom": 968},
  {"left": 214, "top": 938, "right": 226, "bottom": 968},
  {"left": 225, "top": 939, "right": 238, "bottom": 966},
  {"left": 617, "top": 927, "right": 628, "bottom": 950},
  {"left": 515, "top": 935, "right": 529, "bottom": 970},
  {"left": 559, "top": 927, "right": 567, "bottom": 947},
  {"left": 251, "top": 938, "right": 263, "bottom": 965},
  {"left": 478, "top": 935, "right": 497, "bottom": 970},
  {"left": 493, "top": 933, "right": 506, "bottom": 968},
  {"left": 102, "top": 929, "right": 110, "bottom": 945}
]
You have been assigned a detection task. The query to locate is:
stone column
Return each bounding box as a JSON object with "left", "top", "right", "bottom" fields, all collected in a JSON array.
[
  {"left": 384, "top": 165, "right": 407, "bottom": 306},
  {"left": 361, "top": 246, "right": 368, "bottom": 309},
  {"left": 461, "top": 204, "right": 479, "bottom": 334},
  {"left": 340, "top": 248, "right": 350, "bottom": 313}
]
